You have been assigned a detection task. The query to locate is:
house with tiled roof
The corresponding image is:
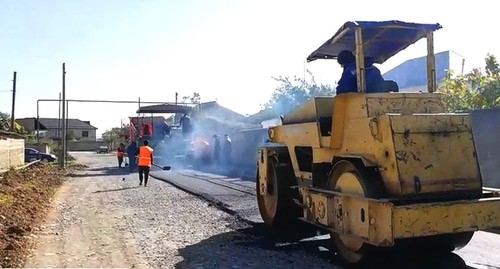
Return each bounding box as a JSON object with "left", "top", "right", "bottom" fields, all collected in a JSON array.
[{"left": 16, "top": 117, "right": 97, "bottom": 141}]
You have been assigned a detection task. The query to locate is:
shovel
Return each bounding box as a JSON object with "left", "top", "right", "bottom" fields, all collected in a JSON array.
[{"left": 153, "top": 164, "right": 171, "bottom": 170}]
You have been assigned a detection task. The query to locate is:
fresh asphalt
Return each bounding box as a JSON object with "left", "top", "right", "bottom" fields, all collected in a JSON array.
[{"left": 150, "top": 167, "right": 262, "bottom": 223}]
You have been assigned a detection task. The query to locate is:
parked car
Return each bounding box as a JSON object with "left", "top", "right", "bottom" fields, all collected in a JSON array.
[
  {"left": 25, "top": 148, "right": 58, "bottom": 163},
  {"left": 96, "top": 146, "right": 109, "bottom": 154}
]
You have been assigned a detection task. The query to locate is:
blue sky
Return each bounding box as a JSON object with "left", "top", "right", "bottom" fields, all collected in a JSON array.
[{"left": 1, "top": 0, "right": 499, "bottom": 135}]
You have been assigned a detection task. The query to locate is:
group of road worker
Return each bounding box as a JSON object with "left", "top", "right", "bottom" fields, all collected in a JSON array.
[
  {"left": 116, "top": 140, "right": 154, "bottom": 186},
  {"left": 115, "top": 133, "right": 233, "bottom": 186},
  {"left": 211, "top": 134, "right": 232, "bottom": 167}
]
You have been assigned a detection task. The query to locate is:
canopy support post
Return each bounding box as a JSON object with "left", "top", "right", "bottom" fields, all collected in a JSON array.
[
  {"left": 354, "top": 27, "right": 366, "bottom": 93},
  {"left": 426, "top": 32, "right": 437, "bottom": 93}
]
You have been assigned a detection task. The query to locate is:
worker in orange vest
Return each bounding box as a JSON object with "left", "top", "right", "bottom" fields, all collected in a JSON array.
[{"left": 135, "top": 140, "right": 154, "bottom": 186}]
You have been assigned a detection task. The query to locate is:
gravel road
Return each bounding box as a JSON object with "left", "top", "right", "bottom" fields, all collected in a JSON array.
[{"left": 25, "top": 152, "right": 338, "bottom": 269}]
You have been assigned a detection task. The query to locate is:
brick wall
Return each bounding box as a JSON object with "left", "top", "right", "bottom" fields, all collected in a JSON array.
[{"left": 0, "top": 135, "right": 25, "bottom": 171}]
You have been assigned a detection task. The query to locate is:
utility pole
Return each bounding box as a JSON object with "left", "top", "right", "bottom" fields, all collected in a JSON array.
[
  {"left": 10, "top": 72, "right": 17, "bottom": 132},
  {"left": 57, "top": 92, "right": 61, "bottom": 150},
  {"left": 65, "top": 100, "right": 69, "bottom": 165},
  {"left": 60, "top": 63, "right": 66, "bottom": 168}
]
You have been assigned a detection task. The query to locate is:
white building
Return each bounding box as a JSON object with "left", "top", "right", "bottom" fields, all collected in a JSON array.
[{"left": 383, "top": 50, "right": 466, "bottom": 92}]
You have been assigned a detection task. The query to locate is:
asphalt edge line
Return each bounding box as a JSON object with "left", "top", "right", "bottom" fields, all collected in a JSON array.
[{"left": 150, "top": 173, "right": 258, "bottom": 226}]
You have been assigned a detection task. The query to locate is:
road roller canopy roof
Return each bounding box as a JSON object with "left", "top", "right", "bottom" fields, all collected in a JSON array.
[
  {"left": 306, "top": 20, "right": 442, "bottom": 64},
  {"left": 136, "top": 104, "right": 193, "bottom": 114}
]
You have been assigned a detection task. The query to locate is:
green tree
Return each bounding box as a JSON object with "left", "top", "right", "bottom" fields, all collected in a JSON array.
[
  {"left": 0, "top": 111, "right": 26, "bottom": 134},
  {"left": 181, "top": 92, "right": 201, "bottom": 104},
  {"left": 263, "top": 74, "right": 335, "bottom": 116},
  {"left": 438, "top": 54, "right": 500, "bottom": 112},
  {"left": 0, "top": 112, "right": 9, "bottom": 131},
  {"left": 66, "top": 130, "right": 77, "bottom": 141},
  {"left": 179, "top": 92, "right": 202, "bottom": 120},
  {"left": 102, "top": 125, "right": 128, "bottom": 143}
]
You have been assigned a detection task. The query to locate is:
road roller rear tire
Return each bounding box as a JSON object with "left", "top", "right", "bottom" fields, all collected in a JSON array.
[
  {"left": 327, "top": 159, "right": 386, "bottom": 265},
  {"left": 257, "top": 158, "right": 301, "bottom": 228}
]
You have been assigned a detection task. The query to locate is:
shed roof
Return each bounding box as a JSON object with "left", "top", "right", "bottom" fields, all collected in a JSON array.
[{"left": 136, "top": 104, "right": 193, "bottom": 114}]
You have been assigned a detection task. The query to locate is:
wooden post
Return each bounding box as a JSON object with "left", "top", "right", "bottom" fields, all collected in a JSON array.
[
  {"left": 354, "top": 27, "right": 366, "bottom": 93},
  {"left": 426, "top": 32, "right": 436, "bottom": 93}
]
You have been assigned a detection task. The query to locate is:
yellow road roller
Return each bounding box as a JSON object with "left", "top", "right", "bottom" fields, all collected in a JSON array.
[{"left": 256, "top": 20, "right": 500, "bottom": 265}]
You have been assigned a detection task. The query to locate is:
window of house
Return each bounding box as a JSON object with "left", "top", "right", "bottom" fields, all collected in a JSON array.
[{"left": 82, "top": 131, "right": 89, "bottom": 137}]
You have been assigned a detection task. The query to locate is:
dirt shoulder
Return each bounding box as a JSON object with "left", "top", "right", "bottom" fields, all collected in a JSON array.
[
  {"left": 0, "top": 163, "right": 68, "bottom": 268},
  {"left": 24, "top": 161, "right": 146, "bottom": 269}
]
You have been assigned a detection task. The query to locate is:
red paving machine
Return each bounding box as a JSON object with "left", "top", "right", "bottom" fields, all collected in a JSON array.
[{"left": 129, "top": 103, "right": 202, "bottom": 166}]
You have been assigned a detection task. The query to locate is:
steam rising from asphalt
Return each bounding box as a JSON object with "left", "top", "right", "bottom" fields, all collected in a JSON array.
[
  {"left": 151, "top": 115, "right": 269, "bottom": 179},
  {"left": 142, "top": 95, "right": 307, "bottom": 178}
]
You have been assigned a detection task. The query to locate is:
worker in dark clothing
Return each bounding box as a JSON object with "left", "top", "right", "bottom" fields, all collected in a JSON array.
[
  {"left": 135, "top": 140, "right": 154, "bottom": 187},
  {"left": 126, "top": 141, "right": 138, "bottom": 173},
  {"left": 179, "top": 114, "right": 192, "bottom": 138},
  {"left": 335, "top": 50, "right": 384, "bottom": 95},
  {"left": 163, "top": 121, "right": 171, "bottom": 138},
  {"left": 212, "top": 134, "right": 221, "bottom": 167},
  {"left": 364, "top": 57, "right": 385, "bottom": 91},
  {"left": 222, "top": 134, "right": 232, "bottom": 167}
]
